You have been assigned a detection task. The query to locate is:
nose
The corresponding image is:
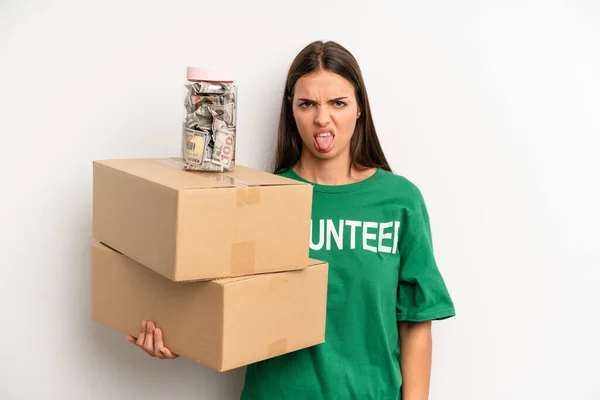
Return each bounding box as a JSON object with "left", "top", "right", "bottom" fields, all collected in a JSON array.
[{"left": 314, "top": 105, "right": 331, "bottom": 127}]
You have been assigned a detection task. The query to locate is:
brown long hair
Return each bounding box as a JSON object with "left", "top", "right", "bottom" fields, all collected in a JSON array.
[{"left": 273, "top": 40, "right": 392, "bottom": 174}]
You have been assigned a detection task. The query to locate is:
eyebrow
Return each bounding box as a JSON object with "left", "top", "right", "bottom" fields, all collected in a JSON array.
[{"left": 297, "top": 97, "right": 349, "bottom": 102}]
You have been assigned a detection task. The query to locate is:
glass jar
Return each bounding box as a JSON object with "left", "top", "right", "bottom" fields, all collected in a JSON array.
[{"left": 181, "top": 67, "right": 237, "bottom": 171}]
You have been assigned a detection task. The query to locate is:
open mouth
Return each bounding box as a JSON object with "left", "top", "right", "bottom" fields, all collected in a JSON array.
[{"left": 314, "top": 130, "right": 335, "bottom": 153}]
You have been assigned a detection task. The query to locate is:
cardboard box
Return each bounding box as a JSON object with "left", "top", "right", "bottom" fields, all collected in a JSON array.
[
  {"left": 91, "top": 242, "right": 328, "bottom": 371},
  {"left": 93, "top": 158, "right": 313, "bottom": 282}
]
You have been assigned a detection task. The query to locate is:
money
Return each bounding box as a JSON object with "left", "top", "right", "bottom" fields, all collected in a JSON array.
[
  {"left": 196, "top": 102, "right": 235, "bottom": 126},
  {"left": 182, "top": 161, "right": 224, "bottom": 172},
  {"left": 186, "top": 82, "right": 231, "bottom": 95},
  {"left": 212, "top": 129, "right": 235, "bottom": 168},
  {"left": 192, "top": 94, "right": 220, "bottom": 106},
  {"left": 207, "top": 107, "right": 236, "bottom": 168},
  {"left": 182, "top": 127, "right": 210, "bottom": 166},
  {"left": 182, "top": 78, "right": 236, "bottom": 171},
  {"left": 220, "top": 92, "right": 236, "bottom": 106},
  {"left": 207, "top": 106, "right": 226, "bottom": 128},
  {"left": 191, "top": 111, "right": 214, "bottom": 129},
  {"left": 184, "top": 86, "right": 227, "bottom": 112},
  {"left": 203, "top": 133, "right": 214, "bottom": 163}
]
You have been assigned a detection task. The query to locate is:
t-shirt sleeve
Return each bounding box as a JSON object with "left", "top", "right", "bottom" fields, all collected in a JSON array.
[{"left": 396, "top": 188, "right": 456, "bottom": 322}]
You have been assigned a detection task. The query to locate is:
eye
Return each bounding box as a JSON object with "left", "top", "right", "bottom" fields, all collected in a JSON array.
[
  {"left": 299, "top": 102, "right": 313, "bottom": 109},
  {"left": 333, "top": 101, "right": 347, "bottom": 108}
]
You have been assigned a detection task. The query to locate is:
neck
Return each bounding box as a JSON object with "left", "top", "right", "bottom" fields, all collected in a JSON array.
[{"left": 294, "top": 150, "right": 368, "bottom": 186}]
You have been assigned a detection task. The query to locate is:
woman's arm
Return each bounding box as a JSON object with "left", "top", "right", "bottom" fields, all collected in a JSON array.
[{"left": 399, "top": 320, "right": 433, "bottom": 400}]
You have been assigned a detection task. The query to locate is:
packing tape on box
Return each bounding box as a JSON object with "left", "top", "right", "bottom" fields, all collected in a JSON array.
[
  {"left": 235, "top": 186, "right": 261, "bottom": 207},
  {"left": 158, "top": 158, "right": 192, "bottom": 170},
  {"left": 231, "top": 241, "right": 256, "bottom": 275},
  {"left": 158, "top": 158, "right": 262, "bottom": 207},
  {"left": 267, "top": 338, "right": 288, "bottom": 358},
  {"left": 231, "top": 182, "right": 260, "bottom": 274}
]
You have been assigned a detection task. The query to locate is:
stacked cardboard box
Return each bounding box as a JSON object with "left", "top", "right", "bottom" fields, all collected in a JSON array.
[{"left": 91, "top": 157, "right": 328, "bottom": 371}]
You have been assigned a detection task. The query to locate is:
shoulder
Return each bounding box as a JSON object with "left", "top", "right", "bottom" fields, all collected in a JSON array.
[
  {"left": 378, "top": 170, "right": 433, "bottom": 238},
  {"left": 378, "top": 169, "right": 426, "bottom": 206}
]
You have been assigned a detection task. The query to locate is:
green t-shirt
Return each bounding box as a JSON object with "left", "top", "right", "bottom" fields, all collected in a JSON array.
[{"left": 241, "top": 167, "right": 455, "bottom": 400}]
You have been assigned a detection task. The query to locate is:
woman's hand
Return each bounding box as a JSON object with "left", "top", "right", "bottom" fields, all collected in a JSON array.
[{"left": 126, "top": 320, "right": 179, "bottom": 360}]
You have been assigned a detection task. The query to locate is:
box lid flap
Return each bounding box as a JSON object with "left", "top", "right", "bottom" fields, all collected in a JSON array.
[
  {"left": 212, "top": 259, "right": 327, "bottom": 285},
  {"left": 93, "top": 158, "right": 307, "bottom": 190}
]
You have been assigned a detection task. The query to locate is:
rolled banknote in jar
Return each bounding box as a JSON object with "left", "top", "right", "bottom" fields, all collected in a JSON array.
[{"left": 182, "top": 67, "right": 237, "bottom": 171}]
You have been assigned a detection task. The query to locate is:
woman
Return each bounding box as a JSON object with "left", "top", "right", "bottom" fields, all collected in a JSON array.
[{"left": 129, "top": 40, "right": 455, "bottom": 400}]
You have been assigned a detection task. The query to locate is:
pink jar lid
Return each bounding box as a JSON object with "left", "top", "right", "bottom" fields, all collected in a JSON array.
[{"left": 186, "top": 66, "right": 234, "bottom": 82}]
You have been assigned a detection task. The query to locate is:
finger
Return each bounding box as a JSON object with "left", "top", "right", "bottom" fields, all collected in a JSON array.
[
  {"left": 153, "top": 328, "right": 165, "bottom": 357},
  {"left": 143, "top": 321, "right": 155, "bottom": 354},
  {"left": 136, "top": 320, "right": 146, "bottom": 347},
  {"left": 159, "top": 347, "right": 178, "bottom": 359},
  {"left": 126, "top": 335, "right": 137, "bottom": 344}
]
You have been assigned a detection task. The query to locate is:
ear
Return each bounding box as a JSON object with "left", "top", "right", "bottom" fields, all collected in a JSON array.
[{"left": 357, "top": 107, "right": 361, "bottom": 119}]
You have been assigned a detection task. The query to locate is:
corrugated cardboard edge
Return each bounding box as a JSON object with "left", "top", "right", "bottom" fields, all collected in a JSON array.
[
  {"left": 267, "top": 338, "right": 288, "bottom": 358},
  {"left": 212, "top": 258, "right": 325, "bottom": 285},
  {"left": 173, "top": 190, "right": 181, "bottom": 281},
  {"left": 219, "top": 283, "right": 227, "bottom": 372}
]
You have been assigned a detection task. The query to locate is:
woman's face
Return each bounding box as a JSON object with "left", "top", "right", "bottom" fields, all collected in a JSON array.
[{"left": 291, "top": 70, "right": 361, "bottom": 162}]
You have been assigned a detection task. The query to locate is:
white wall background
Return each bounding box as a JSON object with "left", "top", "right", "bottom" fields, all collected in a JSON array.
[{"left": 1, "top": 0, "right": 599, "bottom": 399}]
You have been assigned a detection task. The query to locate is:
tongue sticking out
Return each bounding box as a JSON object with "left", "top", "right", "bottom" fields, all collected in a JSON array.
[{"left": 315, "top": 135, "right": 334, "bottom": 152}]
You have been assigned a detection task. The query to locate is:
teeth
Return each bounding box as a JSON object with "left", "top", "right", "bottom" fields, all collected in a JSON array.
[{"left": 316, "top": 132, "right": 332, "bottom": 137}]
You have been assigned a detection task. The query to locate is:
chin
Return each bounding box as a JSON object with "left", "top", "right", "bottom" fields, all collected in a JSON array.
[{"left": 307, "top": 147, "right": 342, "bottom": 161}]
